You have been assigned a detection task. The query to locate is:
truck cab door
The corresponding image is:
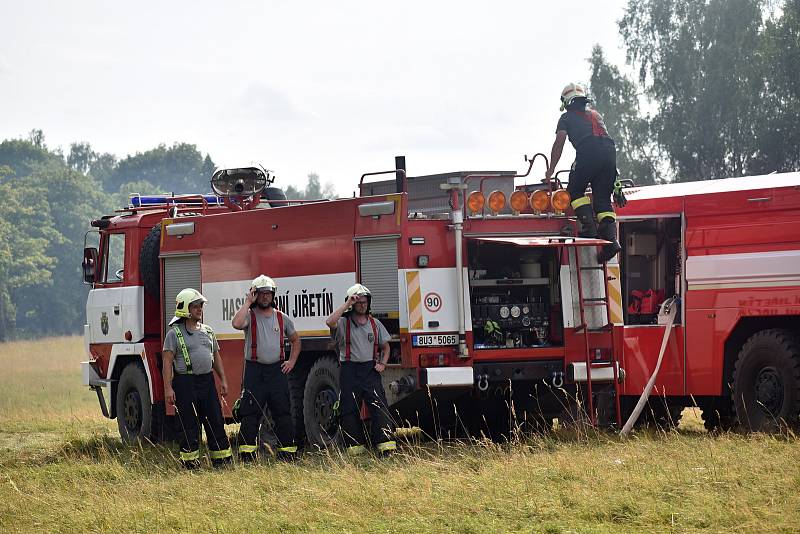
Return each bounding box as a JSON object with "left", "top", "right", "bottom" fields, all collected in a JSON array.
[{"left": 86, "top": 231, "right": 144, "bottom": 344}]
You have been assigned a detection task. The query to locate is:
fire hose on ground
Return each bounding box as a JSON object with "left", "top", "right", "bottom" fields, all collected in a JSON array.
[{"left": 620, "top": 295, "right": 680, "bottom": 437}]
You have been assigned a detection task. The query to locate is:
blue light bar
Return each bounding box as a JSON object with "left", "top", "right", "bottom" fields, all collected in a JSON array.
[{"left": 129, "top": 195, "right": 223, "bottom": 207}]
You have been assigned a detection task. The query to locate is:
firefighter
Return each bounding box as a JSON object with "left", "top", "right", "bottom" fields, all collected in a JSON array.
[
  {"left": 231, "top": 275, "right": 301, "bottom": 461},
  {"left": 162, "top": 288, "right": 232, "bottom": 469},
  {"left": 325, "top": 283, "right": 395, "bottom": 456},
  {"left": 545, "top": 82, "right": 622, "bottom": 263}
]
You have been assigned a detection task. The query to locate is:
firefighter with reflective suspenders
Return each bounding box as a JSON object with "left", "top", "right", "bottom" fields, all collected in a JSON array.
[
  {"left": 545, "top": 82, "right": 623, "bottom": 262},
  {"left": 325, "top": 284, "right": 396, "bottom": 456},
  {"left": 231, "top": 275, "right": 301, "bottom": 461},
  {"left": 162, "top": 288, "right": 233, "bottom": 469}
]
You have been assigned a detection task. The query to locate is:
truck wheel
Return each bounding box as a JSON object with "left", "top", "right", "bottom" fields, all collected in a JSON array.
[
  {"left": 139, "top": 223, "right": 161, "bottom": 298},
  {"left": 116, "top": 363, "right": 156, "bottom": 443},
  {"left": 263, "top": 187, "right": 287, "bottom": 207},
  {"left": 732, "top": 329, "right": 800, "bottom": 431},
  {"left": 303, "top": 356, "right": 342, "bottom": 449}
]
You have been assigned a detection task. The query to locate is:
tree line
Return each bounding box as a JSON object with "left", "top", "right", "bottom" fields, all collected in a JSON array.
[{"left": 0, "top": 132, "right": 333, "bottom": 341}]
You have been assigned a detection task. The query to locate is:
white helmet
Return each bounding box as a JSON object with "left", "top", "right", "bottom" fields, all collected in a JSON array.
[
  {"left": 560, "top": 82, "right": 588, "bottom": 111},
  {"left": 346, "top": 283, "right": 371, "bottom": 299},
  {"left": 345, "top": 283, "right": 371, "bottom": 313},
  {"left": 251, "top": 274, "right": 277, "bottom": 294},
  {"left": 169, "top": 288, "right": 207, "bottom": 325}
]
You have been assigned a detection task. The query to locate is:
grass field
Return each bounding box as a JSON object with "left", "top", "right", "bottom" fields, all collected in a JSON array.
[{"left": 1, "top": 336, "right": 798, "bottom": 532}]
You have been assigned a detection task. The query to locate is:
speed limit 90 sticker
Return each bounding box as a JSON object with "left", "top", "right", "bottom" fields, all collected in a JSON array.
[{"left": 424, "top": 292, "right": 442, "bottom": 312}]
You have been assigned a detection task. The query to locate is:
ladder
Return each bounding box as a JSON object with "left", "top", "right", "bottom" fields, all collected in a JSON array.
[{"left": 573, "top": 249, "right": 622, "bottom": 427}]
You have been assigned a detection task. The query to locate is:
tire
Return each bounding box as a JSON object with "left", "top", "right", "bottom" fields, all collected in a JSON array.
[
  {"left": 139, "top": 223, "right": 161, "bottom": 298},
  {"left": 116, "top": 363, "right": 157, "bottom": 443},
  {"left": 732, "top": 329, "right": 800, "bottom": 432},
  {"left": 303, "top": 356, "right": 342, "bottom": 449},
  {"left": 263, "top": 187, "right": 287, "bottom": 207}
]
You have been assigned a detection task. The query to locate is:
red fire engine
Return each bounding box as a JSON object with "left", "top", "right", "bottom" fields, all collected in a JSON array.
[{"left": 81, "top": 157, "right": 800, "bottom": 445}]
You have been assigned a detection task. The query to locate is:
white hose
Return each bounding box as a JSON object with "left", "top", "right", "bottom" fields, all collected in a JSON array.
[{"left": 620, "top": 296, "right": 679, "bottom": 436}]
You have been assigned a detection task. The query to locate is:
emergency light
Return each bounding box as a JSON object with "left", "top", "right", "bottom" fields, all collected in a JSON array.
[
  {"left": 466, "top": 188, "right": 571, "bottom": 216},
  {"left": 210, "top": 166, "right": 271, "bottom": 197},
  {"left": 130, "top": 195, "right": 222, "bottom": 207}
]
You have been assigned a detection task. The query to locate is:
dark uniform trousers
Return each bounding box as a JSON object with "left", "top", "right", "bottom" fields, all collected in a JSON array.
[
  {"left": 237, "top": 360, "right": 295, "bottom": 456},
  {"left": 340, "top": 361, "right": 394, "bottom": 448},
  {"left": 172, "top": 372, "right": 231, "bottom": 466},
  {"left": 568, "top": 136, "right": 617, "bottom": 220}
]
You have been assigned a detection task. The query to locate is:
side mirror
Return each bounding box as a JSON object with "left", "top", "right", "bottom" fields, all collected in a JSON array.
[{"left": 83, "top": 247, "right": 98, "bottom": 284}]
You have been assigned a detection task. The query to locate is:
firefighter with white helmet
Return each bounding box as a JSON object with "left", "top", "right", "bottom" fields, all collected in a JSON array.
[
  {"left": 326, "top": 283, "right": 395, "bottom": 456},
  {"left": 545, "top": 82, "right": 622, "bottom": 262},
  {"left": 231, "top": 274, "right": 301, "bottom": 461},
  {"left": 162, "top": 288, "right": 232, "bottom": 468}
]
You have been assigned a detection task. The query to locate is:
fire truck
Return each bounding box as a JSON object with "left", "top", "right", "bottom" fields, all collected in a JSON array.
[{"left": 81, "top": 157, "right": 800, "bottom": 446}]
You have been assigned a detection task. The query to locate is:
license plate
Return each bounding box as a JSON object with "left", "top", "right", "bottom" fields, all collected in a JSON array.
[{"left": 412, "top": 334, "right": 458, "bottom": 347}]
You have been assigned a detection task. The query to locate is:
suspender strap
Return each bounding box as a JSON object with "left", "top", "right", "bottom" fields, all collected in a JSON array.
[
  {"left": 249, "top": 309, "right": 258, "bottom": 361},
  {"left": 344, "top": 316, "right": 380, "bottom": 362},
  {"left": 277, "top": 310, "right": 285, "bottom": 361},
  {"left": 345, "top": 318, "right": 351, "bottom": 362},
  {"left": 173, "top": 325, "right": 193, "bottom": 374},
  {"left": 250, "top": 309, "right": 286, "bottom": 362},
  {"left": 574, "top": 109, "right": 608, "bottom": 137},
  {"left": 369, "top": 316, "right": 379, "bottom": 362}
]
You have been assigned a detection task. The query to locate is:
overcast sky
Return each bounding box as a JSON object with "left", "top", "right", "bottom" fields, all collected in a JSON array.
[{"left": 1, "top": 1, "right": 631, "bottom": 195}]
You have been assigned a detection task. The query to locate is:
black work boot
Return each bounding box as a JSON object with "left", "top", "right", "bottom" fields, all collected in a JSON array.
[
  {"left": 182, "top": 459, "right": 202, "bottom": 470},
  {"left": 212, "top": 456, "right": 233, "bottom": 469},
  {"left": 596, "top": 217, "right": 622, "bottom": 263},
  {"left": 573, "top": 204, "right": 598, "bottom": 238}
]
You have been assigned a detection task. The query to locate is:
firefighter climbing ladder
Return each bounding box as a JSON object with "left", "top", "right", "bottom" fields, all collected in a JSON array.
[{"left": 574, "top": 250, "right": 622, "bottom": 427}]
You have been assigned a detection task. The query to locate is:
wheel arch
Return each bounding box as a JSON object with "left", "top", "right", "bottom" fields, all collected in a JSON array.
[{"left": 107, "top": 343, "right": 152, "bottom": 418}]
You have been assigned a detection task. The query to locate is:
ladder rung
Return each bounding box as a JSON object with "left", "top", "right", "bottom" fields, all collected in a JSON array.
[
  {"left": 588, "top": 325, "right": 613, "bottom": 333},
  {"left": 579, "top": 266, "right": 605, "bottom": 270},
  {"left": 582, "top": 301, "right": 607, "bottom": 307},
  {"left": 582, "top": 297, "right": 608, "bottom": 302}
]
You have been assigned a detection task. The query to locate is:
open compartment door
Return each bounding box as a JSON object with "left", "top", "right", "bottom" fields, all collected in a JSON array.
[{"left": 467, "top": 235, "right": 609, "bottom": 350}]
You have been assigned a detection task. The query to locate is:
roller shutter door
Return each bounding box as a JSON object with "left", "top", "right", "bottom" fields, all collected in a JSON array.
[
  {"left": 162, "top": 254, "right": 201, "bottom": 330},
  {"left": 359, "top": 239, "right": 399, "bottom": 316}
]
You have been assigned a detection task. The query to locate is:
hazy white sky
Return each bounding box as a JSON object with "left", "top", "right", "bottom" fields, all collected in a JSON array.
[{"left": 1, "top": 1, "right": 631, "bottom": 195}]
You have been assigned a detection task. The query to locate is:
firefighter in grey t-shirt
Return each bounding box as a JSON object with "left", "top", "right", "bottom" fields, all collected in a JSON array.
[
  {"left": 326, "top": 283, "right": 395, "bottom": 455},
  {"left": 231, "top": 275, "right": 301, "bottom": 461},
  {"left": 162, "top": 288, "right": 232, "bottom": 468}
]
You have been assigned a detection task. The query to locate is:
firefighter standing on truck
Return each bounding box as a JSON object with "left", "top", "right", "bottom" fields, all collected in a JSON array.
[
  {"left": 231, "top": 275, "right": 300, "bottom": 461},
  {"left": 545, "top": 82, "right": 622, "bottom": 262},
  {"left": 162, "top": 288, "right": 232, "bottom": 469},
  {"left": 325, "top": 284, "right": 396, "bottom": 456}
]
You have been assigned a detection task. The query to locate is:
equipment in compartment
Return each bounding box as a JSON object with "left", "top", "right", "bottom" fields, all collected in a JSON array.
[
  {"left": 468, "top": 242, "right": 558, "bottom": 349},
  {"left": 620, "top": 217, "right": 682, "bottom": 325}
]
